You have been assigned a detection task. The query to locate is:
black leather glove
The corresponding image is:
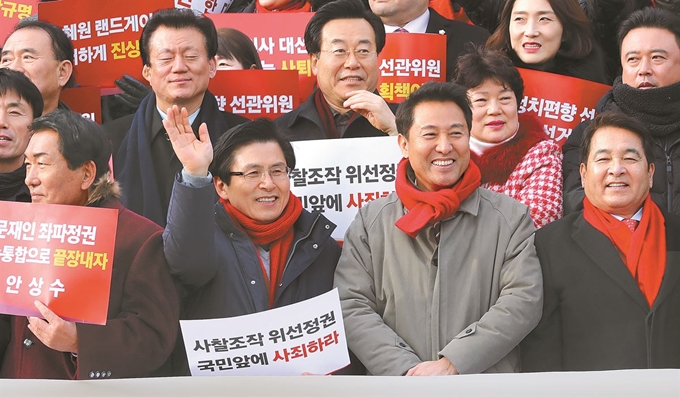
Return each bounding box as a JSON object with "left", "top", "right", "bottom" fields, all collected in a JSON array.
[{"left": 114, "top": 74, "right": 151, "bottom": 109}]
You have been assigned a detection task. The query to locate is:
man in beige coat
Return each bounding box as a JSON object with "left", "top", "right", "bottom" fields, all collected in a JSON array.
[{"left": 334, "top": 82, "right": 543, "bottom": 375}]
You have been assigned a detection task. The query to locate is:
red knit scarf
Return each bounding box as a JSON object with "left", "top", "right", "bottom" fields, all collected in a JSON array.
[
  {"left": 395, "top": 157, "right": 481, "bottom": 238},
  {"left": 221, "top": 192, "right": 303, "bottom": 308},
  {"left": 255, "top": 0, "right": 311, "bottom": 12},
  {"left": 470, "top": 115, "right": 546, "bottom": 185},
  {"left": 583, "top": 194, "right": 666, "bottom": 307},
  {"left": 314, "top": 89, "right": 358, "bottom": 139}
]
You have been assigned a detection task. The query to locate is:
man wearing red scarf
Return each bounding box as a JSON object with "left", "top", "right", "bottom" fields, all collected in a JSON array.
[
  {"left": 162, "top": 107, "right": 341, "bottom": 374},
  {"left": 334, "top": 82, "right": 543, "bottom": 375},
  {"left": 522, "top": 112, "right": 680, "bottom": 372}
]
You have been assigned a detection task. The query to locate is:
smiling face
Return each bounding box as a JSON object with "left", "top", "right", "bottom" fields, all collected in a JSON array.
[
  {"left": 24, "top": 130, "right": 93, "bottom": 206},
  {"left": 310, "top": 18, "right": 379, "bottom": 113},
  {"left": 468, "top": 79, "right": 520, "bottom": 144},
  {"left": 621, "top": 27, "right": 680, "bottom": 89},
  {"left": 1, "top": 28, "right": 71, "bottom": 113},
  {"left": 214, "top": 141, "right": 291, "bottom": 223},
  {"left": 398, "top": 101, "right": 470, "bottom": 192},
  {"left": 142, "top": 26, "right": 216, "bottom": 114},
  {"left": 509, "top": 0, "right": 564, "bottom": 65},
  {"left": 580, "top": 126, "right": 654, "bottom": 218},
  {"left": 0, "top": 90, "right": 34, "bottom": 173}
]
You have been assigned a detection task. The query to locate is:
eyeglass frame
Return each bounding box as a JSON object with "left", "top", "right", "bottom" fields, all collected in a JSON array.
[
  {"left": 229, "top": 166, "right": 292, "bottom": 183},
  {"left": 317, "top": 48, "right": 378, "bottom": 62}
]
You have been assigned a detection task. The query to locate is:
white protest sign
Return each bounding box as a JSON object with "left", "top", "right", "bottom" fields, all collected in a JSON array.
[
  {"left": 290, "top": 136, "right": 403, "bottom": 240},
  {"left": 181, "top": 289, "right": 349, "bottom": 376},
  {"left": 175, "top": 0, "right": 234, "bottom": 13}
]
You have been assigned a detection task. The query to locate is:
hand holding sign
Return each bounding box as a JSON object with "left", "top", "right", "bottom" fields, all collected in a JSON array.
[
  {"left": 163, "top": 105, "right": 213, "bottom": 177},
  {"left": 27, "top": 300, "right": 79, "bottom": 354},
  {"left": 343, "top": 90, "right": 398, "bottom": 136}
]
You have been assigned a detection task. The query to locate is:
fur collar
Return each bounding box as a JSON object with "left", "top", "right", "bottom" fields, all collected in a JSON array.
[
  {"left": 86, "top": 173, "right": 121, "bottom": 206},
  {"left": 470, "top": 115, "right": 546, "bottom": 185}
]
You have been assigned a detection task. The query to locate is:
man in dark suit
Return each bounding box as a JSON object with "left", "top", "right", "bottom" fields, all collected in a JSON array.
[
  {"left": 274, "top": 0, "right": 398, "bottom": 141},
  {"left": 105, "top": 8, "right": 247, "bottom": 226},
  {"left": 368, "top": 0, "right": 489, "bottom": 81},
  {"left": 522, "top": 111, "right": 680, "bottom": 372},
  {"left": 0, "top": 110, "right": 179, "bottom": 379}
]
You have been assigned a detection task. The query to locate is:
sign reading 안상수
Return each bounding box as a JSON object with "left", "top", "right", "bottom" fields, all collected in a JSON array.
[
  {"left": 0, "top": 201, "right": 118, "bottom": 325},
  {"left": 181, "top": 289, "right": 349, "bottom": 376}
]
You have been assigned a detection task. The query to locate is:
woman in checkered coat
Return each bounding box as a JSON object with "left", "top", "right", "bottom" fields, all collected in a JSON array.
[{"left": 455, "top": 47, "right": 563, "bottom": 228}]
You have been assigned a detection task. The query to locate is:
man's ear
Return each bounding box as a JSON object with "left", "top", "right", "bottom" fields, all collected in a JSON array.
[
  {"left": 214, "top": 176, "right": 229, "bottom": 200},
  {"left": 80, "top": 160, "right": 97, "bottom": 191},
  {"left": 398, "top": 134, "right": 409, "bottom": 158},
  {"left": 208, "top": 56, "right": 217, "bottom": 78},
  {"left": 310, "top": 53, "right": 319, "bottom": 77},
  {"left": 142, "top": 64, "right": 152, "bottom": 84},
  {"left": 57, "top": 60, "right": 73, "bottom": 88}
]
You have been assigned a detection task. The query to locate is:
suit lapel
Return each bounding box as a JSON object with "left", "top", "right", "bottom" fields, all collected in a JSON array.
[
  {"left": 652, "top": 215, "right": 680, "bottom": 309},
  {"left": 572, "top": 215, "right": 649, "bottom": 311}
]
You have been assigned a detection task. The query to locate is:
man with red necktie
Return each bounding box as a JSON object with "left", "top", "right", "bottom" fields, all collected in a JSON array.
[{"left": 523, "top": 111, "right": 680, "bottom": 372}]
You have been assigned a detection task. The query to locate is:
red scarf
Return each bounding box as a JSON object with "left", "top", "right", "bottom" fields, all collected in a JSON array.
[
  {"left": 583, "top": 194, "right": 666, "bottom": 307},
  {"left": 221, "top": 192, "right": 303, "bottom": 308},
  {"left": 255, "top": 0, "right": 311, "bottom": 12},
  {"left": 314, "top": 89, "right": 358, "bottom": 139},
  {"left": 395, "top": 157, "right": 481, "bottom": 238}
]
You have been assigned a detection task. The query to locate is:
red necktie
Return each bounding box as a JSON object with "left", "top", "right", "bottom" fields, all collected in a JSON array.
[
  {"left": 623, "top": 218, "right": 639, "bottom": 232},
  {"left": 393, "top": 27, "right": 409, "bottom": 33}
]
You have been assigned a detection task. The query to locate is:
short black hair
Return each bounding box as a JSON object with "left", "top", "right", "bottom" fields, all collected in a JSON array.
[
  {"left": 216, "top": 28, "right": 262, "bottom": 70},
  {"left": 396, "top": 82, "right": 472, "bottom": 139},
  {"left": 454, "top": 46, "right": 524, "bottom": 108},
  {"left": 0, "top": 68, "right": 44, "bottom": 118},
  {"left": 580, "top": 111, "right": 655, "bottom": 167},
  {"left": 617, "top": 7, "right": 680, "bottom": 50},
  {"left": 12, "top": 20, "right": 76, "bottom": 88},
  {"left": 140, "top": 8, "right": 218, "bottom": 66},
  {"left": 29, "top": 110, "right": 111, "bottom": 180},
  {"left": 304, "top": 0, "right": 386, "bottom": 55},
  {"left": 210, "top": 118, "right": 296, "bottom": 185}
]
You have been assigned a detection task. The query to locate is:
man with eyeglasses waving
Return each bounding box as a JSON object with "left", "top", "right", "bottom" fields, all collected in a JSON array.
[
  {"left": 162, "top": 106, "right": 342, "bottom": 374},
  {"left": 275, "top": 0, "right": 398, "bottom": 140}
]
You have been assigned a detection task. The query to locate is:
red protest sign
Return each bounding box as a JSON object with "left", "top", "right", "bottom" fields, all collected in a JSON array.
[
  {"left": 517, "top": 68, "right": 612, "bottom": 145},
  {"left": 38, "top": 0, "right": 174, "bottom": 88},
  {"left": 377, "top": 33, "right": 447, "bottom": 103},
  {"left": 0, "top": 0, "right": 39, "bottom": 47},
  {"left": 0, "top": 201, "right": 118, "bottom": 325},
  {"left": 60, "top": 86, "right": 103, "bottom": 124},
  {"left": 209, "top": 13, "right": 316, "bottom": 101},
  {"left": 209, "top": 70, "right": 300, "bottom": 120}
]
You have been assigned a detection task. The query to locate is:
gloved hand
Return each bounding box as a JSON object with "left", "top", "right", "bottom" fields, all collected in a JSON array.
[{"left": 114, "top": 74, "right": 151, "bottom": 109}]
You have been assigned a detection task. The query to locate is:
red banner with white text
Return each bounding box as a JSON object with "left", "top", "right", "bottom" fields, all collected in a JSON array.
[
  {"left": 209, "top": 69, "right": 300, "bottom": 120},
  {"left": 209, "top": 13, "right": 316, "bottom": 101},
  {"left": 38, "top": 0, "right": 174, "bottom": 88},
  {"left": 377, "top": 33, "right": 446, "bottom": 103},
  {"left": 60, "top": 86, "right": 103, "bottom": 124},
  {"left": 517, "top": 68, "right": 611, "bottom": 145},
  {"left": 0, "top": 201, "right": 118, "bottom": 325}
]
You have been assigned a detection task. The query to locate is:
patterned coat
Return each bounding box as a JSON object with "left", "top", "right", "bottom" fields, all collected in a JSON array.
[{"left": 470, "top": 115, "right": 563, "bottom": 228}]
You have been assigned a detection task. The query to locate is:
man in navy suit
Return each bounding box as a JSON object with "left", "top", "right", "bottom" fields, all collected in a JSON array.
[{"left": 522, "top": 111, "right": 680, "bottom": 371}]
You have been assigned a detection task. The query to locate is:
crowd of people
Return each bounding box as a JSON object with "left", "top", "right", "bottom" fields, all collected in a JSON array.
[{"left": 0, "top": 0, "right": 678, "bottom": 380}]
